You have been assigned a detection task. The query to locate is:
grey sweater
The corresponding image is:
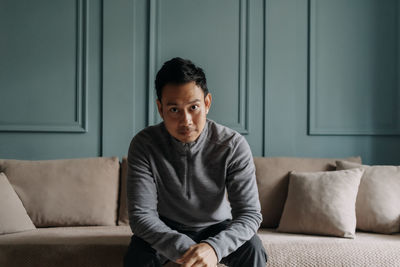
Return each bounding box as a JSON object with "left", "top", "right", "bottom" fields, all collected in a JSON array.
[{"left": 126, "top": 119, "right": 262, "bottom": 262}]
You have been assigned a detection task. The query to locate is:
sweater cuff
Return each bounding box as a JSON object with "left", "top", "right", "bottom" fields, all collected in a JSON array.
[
  {"left": 167, "top": 239, "right": 196, "bottom": 262},
  {"left": 201, "top": 240, "right": 222, "bottom": 262}
]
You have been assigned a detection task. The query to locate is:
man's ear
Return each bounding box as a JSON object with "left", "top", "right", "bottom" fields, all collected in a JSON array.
[
  {"left": 205, "top": 93, "right": 212, "bottom": 114},
  {"left": 156, "top": 99, "right": 164, "bottom": 119}
]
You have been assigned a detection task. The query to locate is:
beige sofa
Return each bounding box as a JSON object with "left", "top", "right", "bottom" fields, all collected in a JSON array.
[{"left": 0, "top": 156, "right": 399, "bottom": 267}]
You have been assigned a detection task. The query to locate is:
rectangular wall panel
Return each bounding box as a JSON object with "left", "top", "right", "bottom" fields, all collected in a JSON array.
[
  {"left": 0, "top": 0, "right": 87, "bottom": 132},
  {"left": 309, "top": 0, "right": 400, "bottom": 135},
  {"left": 0, "top": 0, "right": 101, "bottom": 160},
  {"left": 146, "top": 0, "right": 250, "bottom": 134}
]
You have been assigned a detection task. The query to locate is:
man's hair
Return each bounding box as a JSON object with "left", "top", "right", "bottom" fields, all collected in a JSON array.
[{"left": 155, "top": 57, "right": 209, "bottom": 100}]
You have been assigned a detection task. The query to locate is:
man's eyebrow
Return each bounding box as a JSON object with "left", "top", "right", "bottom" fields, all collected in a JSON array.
[{"left": 166, "top": 99, "right": 201, "bottom": 106}]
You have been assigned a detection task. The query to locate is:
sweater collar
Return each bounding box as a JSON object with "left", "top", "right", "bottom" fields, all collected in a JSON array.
[{"left": 162, "top": 120, "right": 209, "bottom": 154}]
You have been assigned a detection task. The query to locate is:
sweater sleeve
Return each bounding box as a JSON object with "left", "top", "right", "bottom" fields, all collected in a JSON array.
[
  {"left": 202, "top": 135, "right": 262, "bottom": 261},
  {"left": 126, "top": 134, "right": 196, "bottom": 261}
]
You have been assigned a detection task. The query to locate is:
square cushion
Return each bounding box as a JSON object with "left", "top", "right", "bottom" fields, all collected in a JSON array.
[
  {"left": 254, "top": 156, "right": 361, "bottom": 228},
  {"left": 0, "top": 157, "right": 120, "bottom": 227},
  {"left": 336, "top": 160, "right": 400, "bottom": 234},
  {"left": 277, "top": 168, "right": 364, "bottom": 238},
  {"left": 118, "top": 157, "right": 129, "bottom": 225},
  {"left": 0, "top": 172, "right": 36, "bottom": 235}
]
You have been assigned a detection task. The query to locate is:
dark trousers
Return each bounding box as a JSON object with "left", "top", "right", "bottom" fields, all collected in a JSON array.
[{"left": 124, "top": 219, "right": 267, "bottom": 267}]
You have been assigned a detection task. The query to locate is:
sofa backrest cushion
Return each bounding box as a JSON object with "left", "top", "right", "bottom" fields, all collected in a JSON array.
[
  {"left": 118, "top": 157, "right": 129, "bottom": 225},
  {"left": 336, "top": 160, "right": 400, "bottom": 234},
  {"left": 0, "top": 157, "right": 120, "bottom": 227},
  {"left": 254, "top": 156, "right": 361, "bottom": 228}
]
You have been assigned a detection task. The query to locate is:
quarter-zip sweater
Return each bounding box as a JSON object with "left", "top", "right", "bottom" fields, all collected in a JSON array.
[{"left": 126, "top": 119, "right": 262, "bottom": 262}]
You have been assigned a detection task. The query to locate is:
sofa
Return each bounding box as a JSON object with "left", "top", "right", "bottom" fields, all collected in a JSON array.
[{"left": 0, "top": 156, "right": 399, "bottom": 267}]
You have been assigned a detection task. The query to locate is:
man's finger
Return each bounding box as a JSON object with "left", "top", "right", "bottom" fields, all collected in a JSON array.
[
  {"left": 189, "top": 259, "right": 204, "bottom": 267},
  {"left": 181, "top": 256, "right": 197, "bottom": 267},
  {"left": 181, "top": 248, "right": 200, "bottom": 267},
  {"left": 177, "top": 246, "right": 195, "bottom": 264}
]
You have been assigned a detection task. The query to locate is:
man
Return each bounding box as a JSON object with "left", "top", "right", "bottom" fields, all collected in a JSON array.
[{"left": 124, "top": 57, "right": 267, "bottom": 267}]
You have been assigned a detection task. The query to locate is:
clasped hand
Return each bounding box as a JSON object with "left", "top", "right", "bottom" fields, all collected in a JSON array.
[{"left": 175, "top": 242, "right": 218, "bottom": 267}]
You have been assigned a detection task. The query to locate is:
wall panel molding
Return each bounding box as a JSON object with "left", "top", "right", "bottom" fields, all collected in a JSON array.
[
  {"left": 102, "top": 0, "right": 136, "bottom": 157},
  {"left": 146, "top": 0, "right": 250, "bottom": 134},
  {"left": 0, "top": 0, "right": 88, "bottom": 133},
  {"left": 308, "top": 0, "right": 400, "bottom": 136}
]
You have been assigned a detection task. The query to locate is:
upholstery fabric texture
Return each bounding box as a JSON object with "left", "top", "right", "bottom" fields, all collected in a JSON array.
[
  {"left": 0, "top": 226, "right": 132, "bottom": 267},
  {"left": 258, "top": 228, "right": 400, "bottom": 267},
  {"left": 253, "top": 156, "right": 362, "bottom": 228},
  {"left": 1, "top": 226, "right": 400, "bottom": 267},
  {"left": 0, "top": 172, "right": 36, "bottom": 235},
  {"left": 336, "top": 160, "right": 400, "bottom": 234},
  {"left": 0, "top": 157, "right": 120, "bottom": 227},
  {"left": 277, "top": 168, "right": 364, "bottom": 238},
  {"left": 118, "top": 157, "right": 129, "bottom": 225}
]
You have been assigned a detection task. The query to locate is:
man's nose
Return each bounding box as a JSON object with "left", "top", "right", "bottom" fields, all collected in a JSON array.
[{"left": 181, "top": 111, "right": 192, "bottom": 126}]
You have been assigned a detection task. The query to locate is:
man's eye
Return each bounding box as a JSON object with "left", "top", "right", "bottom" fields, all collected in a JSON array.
[
  {"left": 170, "top": 108, "right": 178, "bottom": 113},
  {"left": 191, "top": 105, "right": 199, "bottom": 110}
]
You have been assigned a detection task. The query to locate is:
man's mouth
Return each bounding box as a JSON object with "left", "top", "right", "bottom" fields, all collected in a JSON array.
[{"left": 178, "top": 128, "right": 195, "bottom": 135}]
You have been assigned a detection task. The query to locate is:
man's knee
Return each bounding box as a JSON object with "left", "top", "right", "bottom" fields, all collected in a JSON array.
[
  {"left": 246, "top": 235, "right": 267, "bottom": 260},
  {"left": 221, "top": 235, "right": 267, "bottom": 267},
  {"left": 124, "top": 235, "right": 162, "bottom": 267}
]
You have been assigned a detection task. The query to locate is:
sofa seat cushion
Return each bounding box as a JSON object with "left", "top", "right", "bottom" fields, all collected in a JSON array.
[
  {"left": 2, "top": 226, "right": 399, "bottom": 267},
  {"left": 0, "top": 226, "right": 132, "bottom": 267},
  {"left": 258, "top": 228, "right": 400, "bottom": 266}
]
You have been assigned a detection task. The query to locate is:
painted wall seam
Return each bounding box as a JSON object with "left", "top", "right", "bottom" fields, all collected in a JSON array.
[
  {"left": 262, "top": 0, "right": 268, "bottom": 156},
  {"left": 147, "top": 0, "right": 158, "bottom": 126}
]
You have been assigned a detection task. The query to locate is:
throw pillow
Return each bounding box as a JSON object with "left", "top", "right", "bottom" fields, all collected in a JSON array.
[
  {"left": 336, "top": 160, "right": 400, "bottom": 234},
  {"left": 254, "top": 156, "right": 362, "bottom": 228},
  {"left": 0, "top": 172, "right": 36, "bottom": 235},
  {"left": 277, "top": 168, "right": 364, "bottom": 238}
]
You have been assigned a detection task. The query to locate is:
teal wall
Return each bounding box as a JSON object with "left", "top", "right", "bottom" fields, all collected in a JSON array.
[{"left": 1, "top": 0, "right": 399, "bottom": 164}]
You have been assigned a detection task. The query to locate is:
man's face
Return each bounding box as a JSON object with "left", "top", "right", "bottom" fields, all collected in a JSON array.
[{"left": 157, "top": 81, "right": 212, "bottom": 143}]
